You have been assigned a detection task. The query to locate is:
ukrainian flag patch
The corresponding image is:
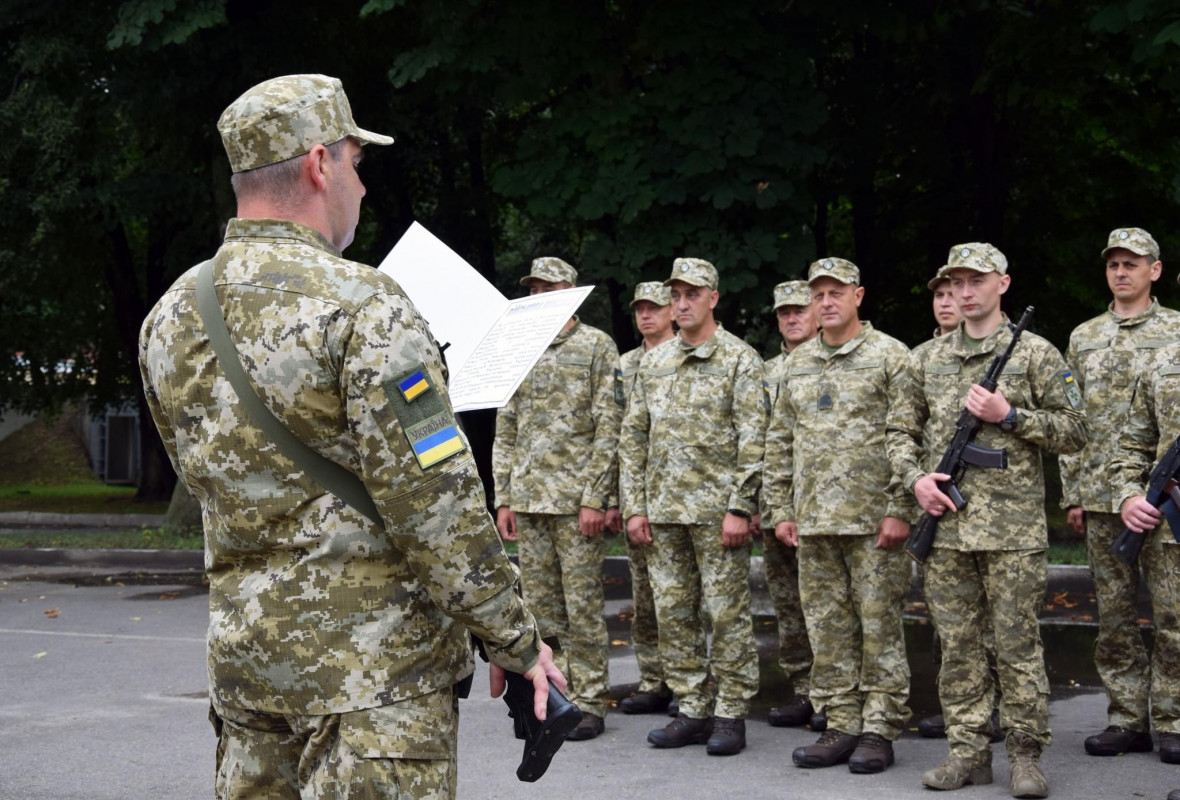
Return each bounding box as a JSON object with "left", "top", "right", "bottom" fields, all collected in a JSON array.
[
  {"left": 407, "top": 420, "right": 466, "bottom": 468},
  {"left": 397, "top": 370, "right": 430, "bottom": 402},
  {"left": 1062, "top": 370, "right": 1083, "bottom": 410}
]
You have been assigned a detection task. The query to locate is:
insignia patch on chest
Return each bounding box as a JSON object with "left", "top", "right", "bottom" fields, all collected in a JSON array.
[
  {"left": 763, "top": 380, "right": 772, "bottom": 413},
  {"left": 615, "top": 369, "right": 625, "bottom": 406},
  {"left": 1062, "top": 370, "right": 1083, "bottom": 410},
  {"left": 385, "top": 364, "right": 467, "bottom": 469},
  {"left": 818, "top": 393, "right": 833, "bottom": 411}
]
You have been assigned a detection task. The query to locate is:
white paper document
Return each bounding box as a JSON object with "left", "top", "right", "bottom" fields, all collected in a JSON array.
[{"left": 378, "top": 222, "right": 592, "bottom": 412}]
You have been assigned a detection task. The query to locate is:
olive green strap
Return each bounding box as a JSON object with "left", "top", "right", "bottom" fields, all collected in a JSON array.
[{"left": 195, "top": 259, "right": 385, "bottom": 529}]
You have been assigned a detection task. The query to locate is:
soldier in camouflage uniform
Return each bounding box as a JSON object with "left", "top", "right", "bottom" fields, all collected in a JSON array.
[
  {"left": 138, "top": 74, "right": 561, "bottom": 800},
  {"left": 764, "top": 258, "right": 921, "bottom": 774},
  {"left": 492, "top": 257, "right": 621, "bottom": 741},
  {"left": 913, "top": 272, "right": 962, "bottom": 361},
  {"left": 1110, "top": 337, "right": 1180, "bottom": 768},
  {"left": 759, "top": 280, "right": 818, "bottom": 729},
  {"left": 1059, "top": 228, "right": 1180, "bottom": 758},
  {"left": 909, "top": 243, "right": 1087, "bottom": 798},
  {"left": 619, "top": 258, "right": 764, "bottom": 756},
  {"left": 616, "top": 281, "right": 677, "bottom": 715}
]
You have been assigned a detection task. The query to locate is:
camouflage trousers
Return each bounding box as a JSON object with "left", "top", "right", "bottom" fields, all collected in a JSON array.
[
  {"left": 925, "top": 548, "right": 1051, "bottom": 758},
  {"left": 210, "top": 687, "right": 458, "bottom": 799},
  {"left": 1086, "top": 512, "right": 1151, "bottom": 731},
  {"left": 1139, "top": 531, "right": 1180, "bottom": 733},
  {"left": 517, "top": 512, "right": 610, "bottom": 717},
  {"left": 762, "top": 530, "right": 812, "bottom": 694},
  {"left": 625, "top": 533, "right": 666, "bottom": 694},
  {"left": 647, "top": 522, "right": 759, "bottom": 719},
  {"left": 798, "top": 534, "right": 911, "bottom": 739}
]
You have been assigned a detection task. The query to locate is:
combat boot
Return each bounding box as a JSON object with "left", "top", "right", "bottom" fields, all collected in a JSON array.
[
  {"left": 620, "top": 688, "right": 672, "bottom": 715},
  {"left": 921, "top": 751, "right": 994, "bottom": 790},
  {"left": 768, "top": 694, "right": 814, "bottom": 728},
  {"left": 810, "top": 711, "right": 828, "bottom": 732},
  {"left": 848, "top": 732, "right": 894, "bottom": 773},
  {"left": 566, "top": 712, "right": 604, "bottom": 741},
  {"left": 706, "top": 717, "right": 746, "bottom": 755},
  {"left": 648, "top": 714, "right": 713, "bottom": 748},
  {"left": 792, "top": 729, "right": 859, "bottom": 768},
  {"left": 1168, "top": 790, "right": 1180, "bottom": 800},
  {"left": 1161, "top": 732, "right": 1180, "bottom": 764},
  {"left": 1084, "top": 725, "right": 1152, "bottom": 756},
  {"left": 1007, "top": 732, "right": 1048, "bottom": 799}
]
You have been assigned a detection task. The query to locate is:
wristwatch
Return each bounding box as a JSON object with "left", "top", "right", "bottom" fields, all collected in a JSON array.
[
  {"left": 727, "top": 509, "right": 751, "bottom": 519},
  {"left": 999, "top": 406, "right": 1019, "bottom": 433}
]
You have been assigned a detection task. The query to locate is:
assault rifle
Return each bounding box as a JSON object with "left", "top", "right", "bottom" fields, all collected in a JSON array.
[
  {"left": 905, "top": 306, "right": 1035, "bottom": 564},
  {"left": 1110, "top": 434, "right": 1180, "bottom": 567}
]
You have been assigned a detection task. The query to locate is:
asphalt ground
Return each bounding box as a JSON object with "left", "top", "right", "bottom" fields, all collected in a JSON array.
[{"left": 0, "top": 554, "right": 1177, "bottom": 800}]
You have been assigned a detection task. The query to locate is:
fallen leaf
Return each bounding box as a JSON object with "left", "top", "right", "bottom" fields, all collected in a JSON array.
[
  {"left": 32, "top": 651, "right": 47, "bottom": 659},
  {"left": 610, "top": 639, "right": 629, "bottom": 646},
  {"left": 130, "top": 616, "right": 142, "bottom": 621},
  {"left": 43, "top": 609, "right": 59, "bottom": 618},
  {"left": 158, "top": 591, "right": 181, "bottom": 600}
]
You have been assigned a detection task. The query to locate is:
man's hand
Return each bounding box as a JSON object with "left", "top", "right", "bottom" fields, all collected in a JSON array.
[
  {"left": 722, "top": 512, "right": 750, "bottom": 548},
  {"left": 876, "top": 515, "right": 910, "bottom": 549},
  {"left": 915, "top": 473, "right": 957, "bottom": 516},
  {"left": 775, "top": 521, "right": 799, "bottom": 547},
  {"left": 605, "top": 507, "right": 623, "bottom": 534},
  {"left": 489, "top": 640, "right": 566, "bottom": 722},
  {"left": 1121, "top": 495, "right": 1162, "bottom": 533},
  {"left": 966, "top": 383, "right": 1011, "bottom": 424},
  {"left": 1066, "top": 506, "right": 1086, "bottom": 534},
  {"left": 579, "top": 506, "right": 606, "bottom": 538},
  {"left": 496, "top": 506, "right": 518, "bottom": 541},
  {"left": 750, "top": 513, "right": 762, "bottom": 535},
  {"left": 627, "top": 514, "right": 652, "bottom": 546}
]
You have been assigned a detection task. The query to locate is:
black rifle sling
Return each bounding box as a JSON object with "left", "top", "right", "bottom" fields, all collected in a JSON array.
[{"left": 194, "top": 259, "right": 385, "bottom": 529}]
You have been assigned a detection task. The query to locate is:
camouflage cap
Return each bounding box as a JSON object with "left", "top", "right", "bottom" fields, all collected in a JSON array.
[
  {"left": 665, "top": 258, "right": 719, "bottom": 290},
  {"left": 807, "top": 257, "right": 859, "bottom": 286},
  {"left": 1102, "top": 227, "right": 1160, "bottom": 260},
  {"left": 946, "top": 242, "right": 1008, "bottom": 275},
  {"left": 630, "top": 281, "right": 671, "bottom": 307},
  {"left": 773, "top": 280, "right": 811, "bottom": 310},
  {"left": 927, "top": 269, "right": 951, "bottom": 291},
  {"left": 218, "top": 74, "right": 394, "bottom": 174},
  {"left": 519, "top": 256, "right": 578, "bottom": 286}
]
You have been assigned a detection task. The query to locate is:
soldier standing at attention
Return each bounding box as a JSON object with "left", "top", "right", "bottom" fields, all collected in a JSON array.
[
  {"left": 911, "top": 243, "right": 1086, "bottom": 798},
  {"left": 1110, "top": 335, "right": 1180, "bottom": 768},
  {"left": 914, "top": 273, "right": 963, "bottom": 359},
  {"left": 763, "top": 258, "right": 921, "bottom": 774},
  {"left": 759, "top": 280, "right": 819, "bottom": 729},
  {"left": 619, "top": 258, "right": 765, "bottom": 756},
  {"left": 1059, "top": 228, "right": 1180, "bottom": 758},
  {"left": 617, "top": 281, "right": 677, "bottom": 715},
  {"left": 138, "top": 74, "right": 561, "bottom": 799},
  {"left": 492, "top": 258, "right": 621, "bottom": 741}
]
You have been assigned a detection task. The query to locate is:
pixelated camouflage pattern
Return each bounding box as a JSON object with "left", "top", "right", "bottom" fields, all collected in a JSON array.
[
  {"left": 763, "top": 323, "right": 922, "bottom": 531},
  {"left": 1060, "top": 300, "right": 1180, "bottom": 511},
  {"left": 217, "top": 75, "right": 393, "bottom": 174},
  {"left": 139, "top": 218, "right": 540, "bottom": 716},
  {"left": 927, "top": 272, "right": 950, "bottom": 291},
  {"left": 519, "top": 256, "right": 578, "bottom": 286},
  {"left": 492, "top": 319, "right": 620, "bottom": 513},
  {"left": 618, "top": 326, "right": 766, "bottom": 522},
  {"left": 1109, "top": 344, "right": 1180, "bottom": 733},
  {"left": 925, "top": 548, "right": 1052, "bottom": 756},
  {"left": 647, "top": 523, "right": 759, "bottom": 719},
  {"left": 213, "top": 689, "right": 458, "bottom": 799},
  {"left": 911, "top": 330, "right": 948, "bottom": 362},
  {"left": 773, "top": 280, "right": 811, "bottom": 310},
  {"left": 798, "top": 534, "right": 911, "bottom": 738},
  {"left": 903, "top": 319, "right": 1087, "bottom": 550},
  {"left": 943, "top": 242, "right": 1008, "bottom": 276},
  {"left": 664, "top": 257, "right": 718, "bottom": 289},
  {"left": 807, "top": 257, "right": 859, "bottom": 285},
  {"left": 1103, "top": 227, "right": 1160, "bottom": 260},
  {"left": 631, "top": 281, "right": 670, "bottom": 307}
]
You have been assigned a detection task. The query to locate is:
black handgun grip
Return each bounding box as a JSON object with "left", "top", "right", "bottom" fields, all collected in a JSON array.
[
  {"left": 905, "top": 513, "right": 938, "bottom": 565},
  {"left": 1110, "top": 526, "right": 1146, "bottom": 567},
  {"left": 502, "top": 670, "right": 583, "bottom": 782}
]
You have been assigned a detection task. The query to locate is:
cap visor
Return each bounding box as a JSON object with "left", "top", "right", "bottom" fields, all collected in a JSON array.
[{"left": 354, "top": 127, "right": 394, "bottom": 147}]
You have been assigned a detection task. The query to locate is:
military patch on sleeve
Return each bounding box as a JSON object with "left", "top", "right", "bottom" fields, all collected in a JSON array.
[
  {"left": 615, "top": 369, "right": 625, "bottom": 406},
  {"left": 1062, "top": 370, "right": 1083, "bottom": 410},
  {"left": 384, "top": 365, "right": 467, "bottom": 469}
]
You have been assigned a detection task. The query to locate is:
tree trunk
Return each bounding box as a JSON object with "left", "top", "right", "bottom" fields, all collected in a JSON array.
[{"left": 162, "top": 476, "right": 202, "bottom": 533}]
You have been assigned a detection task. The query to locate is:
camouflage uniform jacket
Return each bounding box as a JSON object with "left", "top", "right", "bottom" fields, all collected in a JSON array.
[
  {"left": 619, "top": 325, "right": 767, "bottom": 524},
  {"left": 757, "top": 343, "right": 790, "bottom": 520},
  {"left": 911, "top": 329, "right": 946, "bottom": 362},
  {"left": 1060, "top": 299, "right": 1180, "bottom": 512},
  {"left": 902, "top": 318, "right": 1088, "bottom": 550},
  {"left": 492, "top": 319, "right": 620, "bottom": 513},
  {"left": 763, "top": 322, "right": 922, "bottom": 533},
  {"left": 139, "top": 218, "right": 540, "bottom": 716},
  {"left": 1112, "top": 344, "right": 1180, "bottom": 544}
]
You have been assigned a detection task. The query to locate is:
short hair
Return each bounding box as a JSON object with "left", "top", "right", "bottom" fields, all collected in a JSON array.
[{"left": 230, "top": 138, "right": 349, "bottom": 205}]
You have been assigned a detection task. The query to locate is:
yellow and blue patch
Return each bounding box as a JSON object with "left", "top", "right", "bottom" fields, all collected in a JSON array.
[
  {"left": 384, "top": 363, "right": 468, "bottom": 470},
  {"left": 398, "top": 370, "right": 430, "bottom": 402},
  {"left": 411, "top": 424, "right": 466, "bottom": 468},
  {"left": 1062, "top": 370, "right": 1083, "bottom": 410}
]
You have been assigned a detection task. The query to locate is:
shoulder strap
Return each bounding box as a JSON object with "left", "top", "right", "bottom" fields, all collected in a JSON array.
[{"left": 194, "top": 259, "right": 385, "bottom": 529}]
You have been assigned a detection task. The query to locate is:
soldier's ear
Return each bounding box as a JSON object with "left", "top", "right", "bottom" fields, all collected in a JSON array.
[
  {"left": 303, "top": 144, "right": 331, "bottom": 193},
  {"left": 997, "top": 273, "right": 1011, "bottom": 295}
]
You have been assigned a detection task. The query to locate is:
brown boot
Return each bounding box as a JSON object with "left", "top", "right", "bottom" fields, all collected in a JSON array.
[
  {"left": 1007, "top": 732, "right": 1048, "bottom": 799},
  {"left": 768, "top": 694, "right": 814, "bottom": 728},
  {"left": 566, "top": 712, "right": 604, "bottom": 741},
  {"left": 647, "top": 714, "right": 713, "bottom": 748},
  {"left": 792, "top": 729, "right": 859, "bottom": 768},
  {"left": 706, "top": 717, "right": 746, "bottom": 755},
  {"left": 620, "top": 689, "right": 673, "bottom": 715},
  {"left": 848, "top": 732, "right": 894, "bottom": 774},
  {"left": 1084, "top": 725, "right": 1153, "bottom": 756},
  {"left": 921, "top": 751, "right": 994, "bottom": 790}
]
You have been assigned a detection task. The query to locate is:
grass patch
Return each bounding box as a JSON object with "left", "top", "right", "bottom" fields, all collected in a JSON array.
[
  {"left": 0, "top": 527, "right": 202, "bottom": 550},
  {"left": 1048, "top": 541, "right": 1088, "bottom": 566},
  {"left": 0, "top": 484, "right": 169, "bottom": 515}
]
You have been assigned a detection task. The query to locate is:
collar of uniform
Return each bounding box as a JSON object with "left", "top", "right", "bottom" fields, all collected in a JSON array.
[
  {"left": 1106, "top": 296, "right": 1162, "bottom": 327},
  {"left": 817, "top": 320, "right": 873, "bottom": 359},
  {"left": 947, "top": 313, "right": 1012, "bottom": 358},
  {"left": 550, "top": 316, "right": 581, "bottom": 347},
  {"left": 224, "top": 217, "right": 342, "bottom": 258},
  {"left": 779, "top": 340, "right": 790, "bottom": 357},
  {"left": 678, "top": 322, "right": 723, "bottom": 359}
]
